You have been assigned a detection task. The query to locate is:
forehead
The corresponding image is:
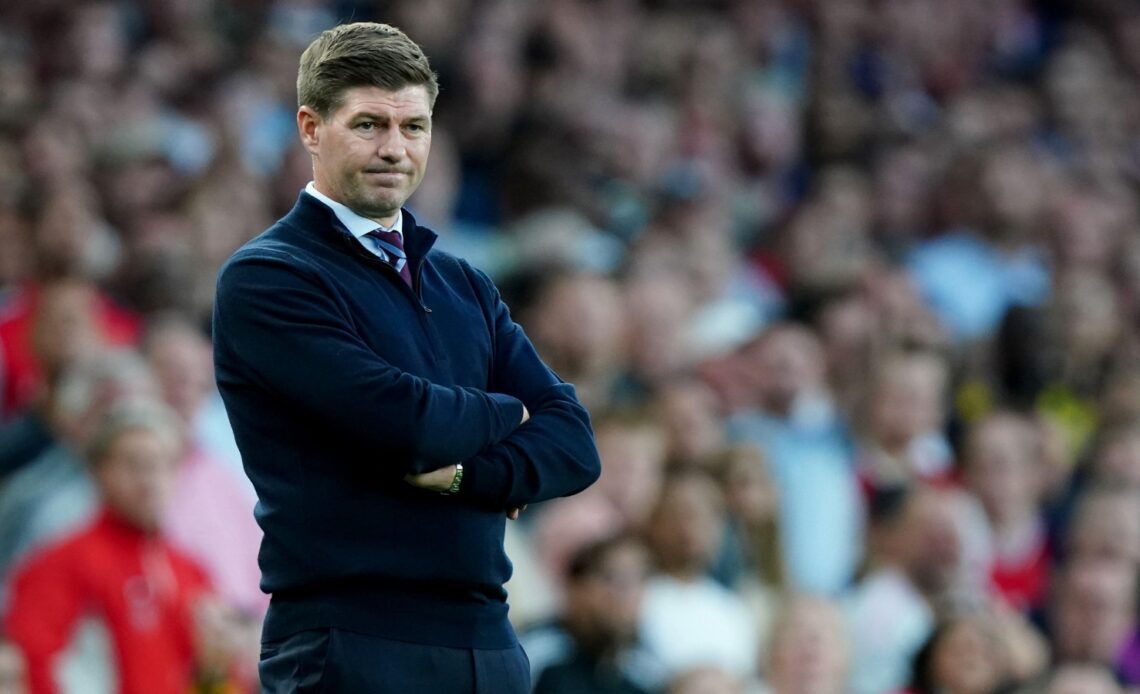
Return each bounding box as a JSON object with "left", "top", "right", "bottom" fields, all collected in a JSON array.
[{"left": 334, "top": 85, "right": 432, "bottom": 118}]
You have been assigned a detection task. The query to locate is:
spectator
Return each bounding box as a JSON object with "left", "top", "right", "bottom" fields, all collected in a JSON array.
[
  {"left": 655, "top": 379, "right": 729, "bottom": 470},
  {"left": 522, "top": 534, "right": 664, "bottom": 694},
  {"left": 813, "top": 288, "right": 880, "bottom": 414},
  {"left": 728, "top": 324, "right": 863, "bottom": 595},
  {"left": 711, "top": 442, "right": 784, "bottom": 588},
  {"left": 760, "top": 595, "right": 849, "bottom": 694},
  {"left": 141, "top": 317, "right": 264, "bottom": 617},
  {"left": 1088, "top": 421, "right": 1140, "bottom": 489},
  {"left": 906, "top": 612, "right": 1015, "bottom": 694},
  {"left": 961, "top": 412, "right": 1052, "bottom": 613},
  {"left": 0, "top": 275, "right": 140, "bottom": 422},
  {"left": 640, "top": 469, "right": 758, "bottom": 680},
  {"left": 905, "top": 146, "right": 1050, "bottom": 343},
  {"left": 705, "top": 444, "right": 784, "bottom": 656},
  {"left": 1047, "top": 558, "right": 1140, "bottom": 685},
  {"left": 533, "top": 410, "right": 666, "bottom": 585},
  {"left": 509, "top": 266, "right": 627, "bottom": 415},
  {"left": 1064, "top": 486, "right": 1140, "bottom": 566},
  {"left": 0, "top": 278, "right": 107, "bottom": 475},
  {"left": 619, "top": 273, "right": 698, "bottom": 400},
  {"left": 0, "top": 350, "right": 158, "bottom": 589},
  {"left": 856, "top": 350, "right": 953, "bottom": 493},
  {"left": 3, "top": 399, "right": 232, "bottom": 694},
  {"left": 845, "top": 485, "right": 963, "bottom": 694}
]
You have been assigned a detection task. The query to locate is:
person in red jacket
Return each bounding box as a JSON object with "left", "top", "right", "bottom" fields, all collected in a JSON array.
[
  {"left": 0, "top": 277, "right": 141, "bottom": 421},
  {"left": 3, "top": 399, "right": 215, "bottom": 694}
]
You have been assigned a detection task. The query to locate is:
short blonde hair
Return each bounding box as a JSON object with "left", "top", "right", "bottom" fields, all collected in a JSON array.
[{"left": 85, "top": 398, "right": 181, "bottom": 466}]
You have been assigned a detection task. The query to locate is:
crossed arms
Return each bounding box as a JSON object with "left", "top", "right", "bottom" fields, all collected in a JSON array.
[{"left": 213, "top": 250, "right": 600, "bottom": 511}]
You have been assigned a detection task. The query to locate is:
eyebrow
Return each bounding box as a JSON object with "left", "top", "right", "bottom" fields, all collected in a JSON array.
[{"left": 351, "top": 112, "right": 431, "bottom": 123}]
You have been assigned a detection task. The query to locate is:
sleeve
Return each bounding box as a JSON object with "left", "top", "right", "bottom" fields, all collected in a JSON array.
[
  {"left": 457, "top": 268, "right": 601, "bottom": 510},
  {"left": 212, "top": 251, "right": 525, "bottom": 474},
  {"left": 4, "top": 549, "right": 87, "bottom": 694}
]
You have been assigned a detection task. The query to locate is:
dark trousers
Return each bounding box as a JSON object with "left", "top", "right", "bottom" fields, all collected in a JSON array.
[{"left": 259, "top": 628, "right": 531, "bottom": 693}]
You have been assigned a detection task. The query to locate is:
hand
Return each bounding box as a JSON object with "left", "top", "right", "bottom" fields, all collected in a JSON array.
[
  {"left": 404, "top": 464, "right": 458, "bottom": 492},
  {"left": 507, "top": 505, "right": 527, "bottom": 520},
  {"left": 192, "top": 595, "right": 239, "bottom": 678},
  {"left": 520, "top": 405, "right": 530, "bottom": 425}
]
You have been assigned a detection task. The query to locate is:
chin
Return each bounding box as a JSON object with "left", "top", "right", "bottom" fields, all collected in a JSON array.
[
  {"left": 129, "top": 510, "right": 164, "bottom": 533},
  {"left": 353, "top": 194, "right": 404, "bottom": 216}
]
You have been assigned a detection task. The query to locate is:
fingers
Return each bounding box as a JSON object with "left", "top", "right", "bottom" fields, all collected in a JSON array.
[{"left": 507, "top": 504, "right": 528, "bottom": 520}]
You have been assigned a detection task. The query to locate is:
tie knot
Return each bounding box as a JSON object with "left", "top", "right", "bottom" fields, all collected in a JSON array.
[
  {"left": 367, "top": 229, "right": 407, "bottom": 264},
  {"left": 368, "top": 228, "right": 404, "bottom": 251},
  {"left": 366, "top": 228, "right": 413, "bottom": 288}
]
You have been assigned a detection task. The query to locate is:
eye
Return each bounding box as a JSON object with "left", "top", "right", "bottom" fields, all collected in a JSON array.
[
  {"left": 406, "top": 123, "right": 426, "bottom": 133},
  {"left": 355, "top": 121, "right": 375, "bottom": 132}
]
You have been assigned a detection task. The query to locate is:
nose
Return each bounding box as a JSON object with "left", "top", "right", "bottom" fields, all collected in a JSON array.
[{"left": 376, "top": 126, "right": 406, "bottom": 162}]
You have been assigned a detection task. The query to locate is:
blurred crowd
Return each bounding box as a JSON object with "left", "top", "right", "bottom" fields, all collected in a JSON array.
[{"left": 0, "top": 0, "right": 1139, "bottom": 692}]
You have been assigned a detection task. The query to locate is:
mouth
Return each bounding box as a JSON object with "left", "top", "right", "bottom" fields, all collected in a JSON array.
[{"left": 363, "top": 170, "right": 408, "bottom": 187}]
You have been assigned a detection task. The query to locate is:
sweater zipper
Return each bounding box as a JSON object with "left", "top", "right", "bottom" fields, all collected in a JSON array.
[
  {"left": 413, "top": 262, "right": 432, "bottom": 313},
  {"left": 349, "top": 239, "right": 432, "bottom": 313},
  {"left": 341, "top": 232, "right": 444, "bottom": 365}
]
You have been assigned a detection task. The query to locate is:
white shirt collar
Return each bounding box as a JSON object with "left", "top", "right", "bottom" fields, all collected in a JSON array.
[{"left": 304, "top": 181, "right": 402, "bottom": 239}]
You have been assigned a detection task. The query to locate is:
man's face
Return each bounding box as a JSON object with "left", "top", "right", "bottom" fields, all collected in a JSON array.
[
  {"left": 299, "top": 85, "right": 432, "bottom": 224},
  {"left": 899, "top": 490, "right": 962, "bottom": 595},
  {"left": 95, "top": 427, "right": 179, "bottom": 532},
  {"left": 1053, "top": 560, "right": 1137, "bottom": 665},
  {"left": 147, "top": 332, "right": 212, "bottom": 425},
  {"left": 649, "top": 477, "right": 723, "bottom": 575},
  {"left": 567, "top": 543, "right": 649, "bottom": 646}
]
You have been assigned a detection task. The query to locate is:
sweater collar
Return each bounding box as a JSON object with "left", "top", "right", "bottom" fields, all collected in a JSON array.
[
  {"left": 303, "top": 182, "right": 403, "bottom": 240},
  {"left": 285, "top": 190, "right": 437, "bottom": 263}
]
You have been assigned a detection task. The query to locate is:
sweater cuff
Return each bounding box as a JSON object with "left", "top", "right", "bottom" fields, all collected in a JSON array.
[
  {"left": 485, "top": 392, "right": 525, "bottom": 442},
  {"left": 457, "top": 457, "right": 510, "bottom": 509}
]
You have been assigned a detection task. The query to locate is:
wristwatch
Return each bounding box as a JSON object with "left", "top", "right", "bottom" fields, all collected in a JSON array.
[{"left": 441, "top": 462, "right": 464, "bottom": 495}]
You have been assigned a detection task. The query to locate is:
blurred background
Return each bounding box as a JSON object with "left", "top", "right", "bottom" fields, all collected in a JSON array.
[{"left": 0, "top": 0, "right": 1139, "bottom": 692}]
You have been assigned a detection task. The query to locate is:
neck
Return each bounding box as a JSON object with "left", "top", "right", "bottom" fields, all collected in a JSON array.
[
  {"left": 564, "top": 621, "right": 625, "bottom": 662},
  {"left": 310, "top": 179, "right": 399, "bottom": 228},
  {"left": 876, "top": 435, "right": 911, "bottom": 457},
  {"left": 990, "top": 510, "right": 1042, "bottom": 559},
  {"left": 662, "top": 562, "right": 705, "bottom": 582},
  {"left": 102, "top": 506, "right": 160, "bottom": 537}
]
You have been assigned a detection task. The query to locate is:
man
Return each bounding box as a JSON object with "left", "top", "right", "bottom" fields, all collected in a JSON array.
[
  {"left": 639, "top": 470, "right": 759, "bottom": 680},
  {"left": 0, "top": 350, "right": 159, "bottom": 591},
  {"left": 521, "top": 535, "right": 664, "bottom": 694},
  {"left": 762, "top": 596, "right": 849, "bottom": 694},
  {"left": 845, "top": 484, "right": 972, "bottom": 694},
  {"left": 143, "top": 317, "right": 265, "bottom": 618},
  {"left": 211, "top": 22, "right": 600, "bottom": 692},
  {"left": 726, "top": 323, "right": 863, "bottom": 595},
  {"left": 1049, "top": 557, "right": 1140, "bottom": 685},
  {"left": 4, "top": 400, "right": 222, "bottom": 694}
]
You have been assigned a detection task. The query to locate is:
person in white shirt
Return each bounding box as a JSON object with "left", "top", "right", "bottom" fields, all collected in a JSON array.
[{"left": 640, "top": 469, "right": 759, "bottom": 680}]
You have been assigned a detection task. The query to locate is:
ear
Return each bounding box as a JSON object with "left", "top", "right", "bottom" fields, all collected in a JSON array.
[{"left": 297, "top": 106, "right": 322, "bottom": 155}]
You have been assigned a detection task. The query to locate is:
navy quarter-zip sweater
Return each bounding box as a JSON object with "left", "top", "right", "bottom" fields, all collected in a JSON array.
[{"left": 212, "top": 192, "right": 601, "bottom": 648}]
